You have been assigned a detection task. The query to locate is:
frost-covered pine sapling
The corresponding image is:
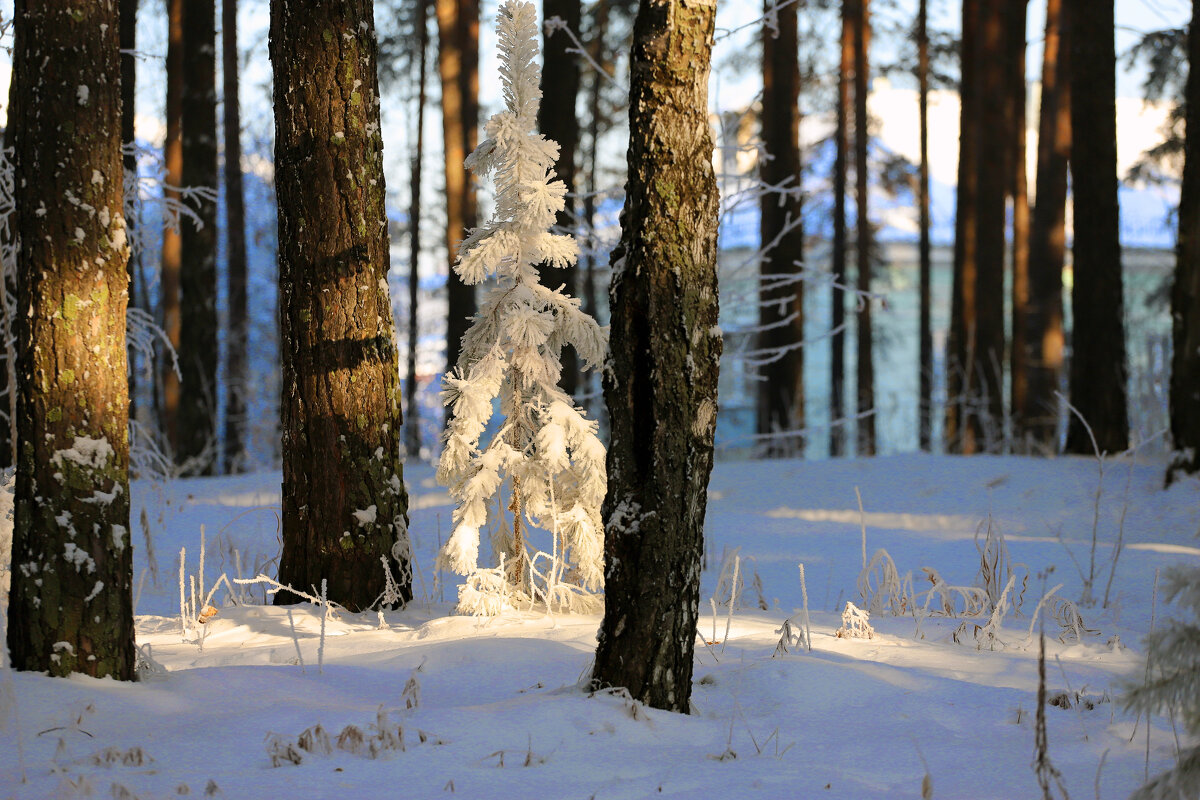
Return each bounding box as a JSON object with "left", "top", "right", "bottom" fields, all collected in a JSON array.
[{"left": 436, "top": 0, "right": 607, "bottom": 614}]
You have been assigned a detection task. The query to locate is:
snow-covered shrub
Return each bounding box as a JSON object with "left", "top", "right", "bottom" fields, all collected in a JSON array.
[
  {"left": 1123, "top": 563, "right": 1200, "bottom": 799},
  {"left": 836, "top": 602, "right": 875, "bottom": 639},
  {"left": 435, "top": 0, "right": 607, "bottom": 614}
]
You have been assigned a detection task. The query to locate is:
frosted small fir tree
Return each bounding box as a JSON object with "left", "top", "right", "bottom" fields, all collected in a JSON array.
[
  {"left": 1123, "top": 563, "right": 1200, "bottom": 799},
  {"left": 435, "top": 0, "right": 606, "bottom": 615}
]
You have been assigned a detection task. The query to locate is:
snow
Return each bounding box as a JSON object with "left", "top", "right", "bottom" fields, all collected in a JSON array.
[{"left": 0, "top": 455, "right": 1195, "bottom": 797}]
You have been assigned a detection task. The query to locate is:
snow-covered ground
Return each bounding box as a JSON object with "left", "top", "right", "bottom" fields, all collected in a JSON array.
[{"left": 1, "top": 454, "right": 1197, "bottom": 799}]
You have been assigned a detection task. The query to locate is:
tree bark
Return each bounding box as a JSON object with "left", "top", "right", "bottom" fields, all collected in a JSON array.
[
  {"left": 592, "top": 0, "right": 720, "bottom": 714},
  {"left": 831, "top": 3, "right": 852, "bottom": 458},
  {"left": 917, "top": 0, "right": 933, "bottom": 451},
  {"left": 7, "top": 0, "right": 135, "bottom": 680},
  {"left": 853, "top": 0, "right": 875, "bottom": 456},
  {"left": 178, "top": 0, "right": 219, "bottom": 474},
  {"left": 437, "top": 0, "right": 480, "bottom": 399},
  {"left": 223, "top": 0, "right": 248, "bottom": 474},
  {"left": 1167, "top": 1, "right": 1200, "bottom": 482},
  {"left": 272, "top": 0, "right": 412, "bottom": 611},
  {"left": 1025, "top": 0, "right": 1070, "bottom": 450},
  {"left": 1064, "top": 0, "right": 1128, "bottom": 454},
  {"left": 1008, "top": 0, "right": 1031, "bottom": 450},
  {"left": 407, "top": 0, "right": 431, "bottom": 460},
  {"left": 947, "top": 0, "right": 980, "bottom": 453},
  {"left": 161, "top": 0, "right": 183, "bottom": 451},
  {"left": 969, "top": 0, "right": 1010, "bottom": 450},
  {"left": 540, "top": 0, "right": 581, "bottom": 398},
  {"left": 757, "top": 0, "right": 804, "bottom": 457}
]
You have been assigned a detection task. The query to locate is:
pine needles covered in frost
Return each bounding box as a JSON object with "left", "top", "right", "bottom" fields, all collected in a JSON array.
[{"left": 436, "top": 0, "right": 607, "bottom": 615}]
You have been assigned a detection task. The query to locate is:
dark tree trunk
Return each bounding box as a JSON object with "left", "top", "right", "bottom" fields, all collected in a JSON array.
[
  {"left": 437, "top": 0, "right": 480, "bottom": 397},
  {"left": 121, "top": 0, "right": 138, "bottom": 423},
  {"left": 830, "top": 3, "right": 852, "bottom": 458},
  {"left": 1064, "top": 0, "right": 1127, "bottom": 454},
  {"left": 223, "top": 0, "right": 248, "bottom": 474},
  {"left": 1008, "top": 0, "right": 1031, "bottom": 449},
  {"left": 161, "top": 0, "right": 183, "bottom": 451},
  {"left": 968, "top": 0, "right": 1009, "bottom": 450},
  {"left": 1167, "top": 2, "right": 1200, "bottom": 482},
  {"left": 272, "top": 0, "right": 412, "bottom": 611},
  {"left": 7, "top": 0, "right": 135, "bottom": 680},
  {"left": 947, "top": 0, "right": 980, "bottom": 453},
  {"left": 581, "top": 0, "right": 609, "bottom": 331},
  {"left": 592, "top": 0, "right": 720, "bottom": 714},
  {"left": 540, "top": 0, "right": 581, "bottom": 398},
  {"left": 178, "top": 0, "right": 219, "bottom": 474},
  {"left": 917, "top": 0, "right": 933, "bottom": 451},
  {"left": 853, "top": 0, "right": 875, "bottom": 456},
  {"left": 1025, "top": 0, "right": 1070, "bottom": 450},
  {"left": 757, "top": 0, "right": 804, "bottom": 457},
  {"left": 407, "top": 0, "right": 431, "bottom": 461}
]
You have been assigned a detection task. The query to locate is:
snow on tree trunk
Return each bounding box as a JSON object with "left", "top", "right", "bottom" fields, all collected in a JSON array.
[
  {"left": 590, "top": 0, "right": 720, "bottom": 714},
  {"left": 435, "top": 0, "right": 607, "bottom": 616},
  {"left": 271, "top": 0, "right": 412, "bottom": 612},
  {"left": 6, "top": 0, "right": 136, "bottom": 680}
]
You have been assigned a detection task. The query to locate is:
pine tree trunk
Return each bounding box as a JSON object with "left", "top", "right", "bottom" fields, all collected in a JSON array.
[
  {"left": 947, "top": 0, "right": 980, "bottom": 453},
  {"left": 1025, "top": 0, "right": 1069, "bottom": 450},
  {"left": 438, "top": 0, "right": 480, "bottom": 391},
  {"left": 917, "top": 0, "right": 933, "bottom": 452},
  {"left": 272, "top": 0, "right": 412, "bottom": 611},
  {"left": 223, "top": 0, "right": 247, "bottom": 474},
  {"left": 179, "top": 0, "right": 219, "bottom": 474},
  {"left": 1064, "top": 0, "right": 1127, "bottom": 454},
  {"left": 830, "top": 3, "right": 852, "bottom": 458},
  {"left": 7, "top": 0, "right": 135, "bottom": 680},
  {"left": 969, "top": 0, "right": 1009, "bottom": 450},
  {"left": 592, "top": 0, "right": 720, "bottom": 714},
  {"left": 161, "top": 0, "right": 184, "bottom": 451},
  {"left": 1167, "top": 1, "right": 1200, "bottom": 482},
  {"left": 1008, "top": 0, "right": 1031, "bottom": 450},
  {"left": 407, "top": 0, "right": 431, "bottom": 461},
  {"left": 757, "top": 0, "right": 804, "bottom": 457},
  {"left": 121, "top": 0, "right": 138, "bottom": 424},
  {"left": 540, "top": 0, "right": 581, "bottom": 398},
  {"left": 853, "top": 0, "right": 875, "bottom": 456}
]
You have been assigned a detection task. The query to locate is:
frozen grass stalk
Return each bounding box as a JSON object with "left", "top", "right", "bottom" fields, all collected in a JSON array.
[
  {"left": 318, "top": 578, "right": 328, "bottom": 676},
  {"left": 799, "top": 563, "right": 812, "bottom": 652}
]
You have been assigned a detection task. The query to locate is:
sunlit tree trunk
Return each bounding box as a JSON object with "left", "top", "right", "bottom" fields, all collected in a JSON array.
[
  {"left": 407, "top": 0, "right": 431, "bottom": 460},
  {"left": 161, "top": 0, "right": 183, "bottom": 450},
  {"left": 592, "top": 0, "right": 720, "bottom": 714},
  {"left": 1025, "top": 0, "right": 1070, "bottom": 450},
  {"left": 7, "top": 0, "right": 135, "bottom": 680},
  {"left": 853, "top": 0, "right": 875, "bottom": 456},
  {"left": 223, "top": 0, "right": 248, "bottom": 474},
  {"left": 1167, "top": 2, "right": 1200, "bottom": 482},
  {"left": 917, "top": 0, "right": 932, "bottom": 451},
  {"left": 1008, "top": 0, "right": 1031, "bottom": 450},
  {"left": 1064, "top": 0, "right": 1127, "bottom": 454},
  {"left": 272, "top": 0, "right": 412, "bottom": 611},
  {"left": 757, "top": 0, "right": 804, "bottom": 456},
  {"left": 830, "top": 3, "right": 852, "bottom": 457}
]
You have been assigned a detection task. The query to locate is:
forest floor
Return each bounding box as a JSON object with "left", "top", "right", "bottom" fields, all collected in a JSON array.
[{"left": 0, "top": 454, "right": 1197, "bottom": 799}]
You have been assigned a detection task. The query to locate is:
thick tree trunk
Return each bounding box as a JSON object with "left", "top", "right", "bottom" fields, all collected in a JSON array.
[
  {"left": 757, "top": 0, "right": 804, "bottom": 457},
  {"left": 947, "top": 0, "right": 980, "bottom": 453},
  {"left": 917, "top": 0, "right": 933, "bottom": 451},
  {"left": 969, "top": 0, "right": 1009, "bottom": 450},
  {"left": 407, "top": 0, "right": 431, "bottom": 461},
  {"left": 1064, "top": 0, "right": 1127, "bottom": 454},
  {"left": 853, "top": 0, "right": 875, "bottom": 456},
  {"left": 7, "top": 0, "right": 135, "bottom": 680},
  {"left": 272, "top": 0, "right": 412, "bottom": 611},
  {"left": 1167, "top": 2, "right": 1200, "bottom": 482},
  {"left": 437, "top": 0, "right": 480, "bottom": 395},
  {"left": 540, "top": 0, "right": 581, "bottom": 398},
  {"left": 223, "top": 0, "right": 248, "bottom": 474},
  {"left": 1025, "top": 0, "right": 1070, "bottom": 450},
  {"left": 830, "top": 4, "right": 852, "bottom": 457},
  {"left": 178, "top": 0, "right": 219, "bottom": 474},
  {"left": 592, "top": 0, "right": 720, "bottom": 714},
  {"left": 161, "top": 0, "right": 184, "bottom": 451},
  {"left": 1008, "top": 0, "right": 1031, "bottom": 449}
]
